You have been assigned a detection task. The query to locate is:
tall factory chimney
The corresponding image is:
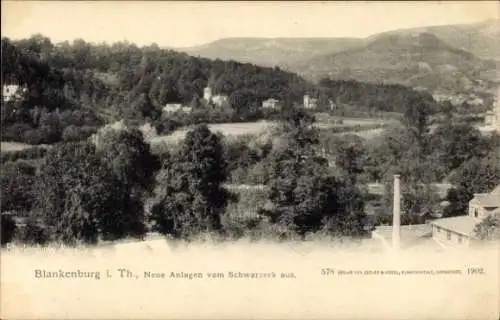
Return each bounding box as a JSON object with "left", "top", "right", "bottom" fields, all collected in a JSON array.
[{"left": 392, "top": 174, "right": 401, "bottom": 250}]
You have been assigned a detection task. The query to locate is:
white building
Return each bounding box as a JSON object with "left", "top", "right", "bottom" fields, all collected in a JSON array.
[
  {"left": 262, "top": 98, "right": 281, "bottom": 110},
  {"left": 212, "top": 94, "right": 229, "bottom": 108},
  {"left": 2, "top": 84, "right": 28, "bottom": 102},
  {"left": 429, "top": 185, "right": 500, "bottom": 248},
  {"left": 484, "top": 90, "right": 500, "bottom": 131},
  {"left": 328, "top": 99, "right": 336, "bottom": 111},
  {"left": 203, "top": 87, "right": 212, "bottom": 102},
  {"left": 303, "top": 95, "right": 318, "bottom": 109},
  {"left": 202, "top": 86, "right": 228, "bottom": 107},
  {"left": 371, "top": 176, "right": 498, "bottom": 251},
  {"left": 163, "top": 103, "right": 192, "bottom": 114}
]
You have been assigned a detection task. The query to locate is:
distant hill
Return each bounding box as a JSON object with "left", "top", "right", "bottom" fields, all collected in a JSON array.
[
  {"left": 294, "top": 32, "right": 498, "bottom": 96},
  {"left": 176, "top": 20, "right": 499, "bottom": 67},
  {"left": 176, "top": 20, "right": 499, "bottom": 97},
  {"left": 369, "top": 20, "right": 500, "bottom": 61},
  {"left": 177, "top": 37, "right": 364, "bottom": 69}
]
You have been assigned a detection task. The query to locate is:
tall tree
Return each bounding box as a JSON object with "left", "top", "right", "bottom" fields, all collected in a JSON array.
[
  {"left": 403, "top": 92, "right": 433, "bottom": 154},
  {"left": 444, "top": 152, "right": 500, "bottom": 217},
  {"left": 95, "top": 128, "right": 160, "bottom": 240},
  {"left": 34, "top": 129, "right": 159, "bottom": 244},
  {"left": 429, "top": 123, "right": 490, "bottom": 173},
  {"left": 474, "top": 213, "right": 500, "bottom": 241},
  {"left": 261, "top": 107, "right": 366, "bottom": 237},
  {"left": 35, "top": 142, "right": 103, "bottom": 244},
  {"left": 151, "top": 124, "right": 232, "bottom": 238},
  {"left": 332, "top": 134, "right": 365, "bottom": 183}
]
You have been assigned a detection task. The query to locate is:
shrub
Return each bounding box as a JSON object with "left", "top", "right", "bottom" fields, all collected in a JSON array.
[
  {"left": 17, "top": 219, "right": 51, "bottom": 245},
  {"left": 62, "top": 125, "right": 95, "bottom": 141},
  {"left": 221, "top": 214, "right": 263, "bottom": 240}
]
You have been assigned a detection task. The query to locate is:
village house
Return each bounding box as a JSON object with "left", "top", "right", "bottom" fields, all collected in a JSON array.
[
  {"left": 328, "top": 99, "right": 337, "bottom": 111},
  {"left": 203, "top": 86, "right": 212, "bottom": 102},
  {"left": 2, "top": 84, "right": 28, "bottom": 102},
  {"left": 370, "top": 177, "right": 498, "bottom": 251},
  {"left": 163, "top": 103, "right": 192, "bottom": 114},
  {"left": 212, "top": 94, "right": 229, "bottom": 107},
  {"left": 262, "top": 98, "right": 281, "bottom": 110},
  {"left": 303, "top": 94, "right": 318, "bottom": 109},
  {"left": 203, "top": 86, "right": 229, "bottom": 107},
  {"left": 429, "top": 185, "right": 500, "bottom": 248},
  {"left": 484, "top": 92, "right": 499, "bottom": 131}
]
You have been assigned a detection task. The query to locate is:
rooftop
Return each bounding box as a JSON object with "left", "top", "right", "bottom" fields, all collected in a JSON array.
[
  {"left": 430, "top": 215, "right": 481, "bottom": 237},
  {"left": 371, "top": 224, "right": 443, "bottom": 251},
  {"left": 471, "top": 185, "right": 500, "bottom": 207}
]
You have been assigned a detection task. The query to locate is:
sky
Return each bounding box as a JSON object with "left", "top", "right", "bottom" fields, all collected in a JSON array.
[{"left": 2, "top": 1, "right": 499, "bottom": 48}]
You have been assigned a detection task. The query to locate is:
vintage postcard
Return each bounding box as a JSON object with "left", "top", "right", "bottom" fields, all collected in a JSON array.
[{"left": 1, "top": 1, "right": 499, "bottom": 319}]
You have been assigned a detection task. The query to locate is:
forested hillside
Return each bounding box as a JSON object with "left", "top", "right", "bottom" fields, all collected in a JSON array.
[
  {"left": 369, "top": 19, "right": 500, "bottom": 61},
  {"left": 1, "top": 36, "right": 498, "bottom": 246},
  {"left": 295, "top": 32, "right": 497, "bottom": 97},
  {"left": 181, "top": 20, "right": 499, "bottom": 101},
  {"left": 313, "top": 78, "right": 438, "bottom": 115},
  {"left": 3, "top": 35, "right": 445, "bottom": 146},
  {"left": 1, "top": 35, "right": 311, "bottom": 144},
  {"left": 180, "top": 37, "right": 364, "bottom": 68}
]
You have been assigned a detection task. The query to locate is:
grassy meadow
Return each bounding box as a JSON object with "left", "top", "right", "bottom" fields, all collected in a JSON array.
[
  {"left": 149, "top": 116, "right": 394, "bottom": 145},
  {"left": 0, "top": 142, "right": 36, "bottom": 153}
]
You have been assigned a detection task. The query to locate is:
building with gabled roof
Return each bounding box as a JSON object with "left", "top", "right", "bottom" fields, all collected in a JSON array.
[
  {"left": 429, "top": 185, "right": 500, "bottom": 248},
  {"left": 469, "top": 185, "right": 500, "bottom": 218},
  {"left": 372, "top": 176, "right": 499, "bottom": 251}
]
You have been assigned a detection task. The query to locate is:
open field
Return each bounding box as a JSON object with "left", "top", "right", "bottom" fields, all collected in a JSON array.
[
  {"left": 150, "top": 117, "right": 393, "bottom": 145},
  {"left": 337, "top": 128, "right": 387, "bottom": 139},
  {"left": 314, "top": 113, "right": 393, "bottom": 127},
  {"left": 150, "top": 121, "right": 277, "bottom": 145},
  {"left": 0, "top": 142, "right": 36, "bottom": 153},
  {"left": 0, "top": 116, "right": 398, "bottom": 152}
]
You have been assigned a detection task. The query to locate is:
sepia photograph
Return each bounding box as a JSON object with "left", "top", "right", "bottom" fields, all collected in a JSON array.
[{"left": 1, "top": 1, "right": 499, "bottom": 319}]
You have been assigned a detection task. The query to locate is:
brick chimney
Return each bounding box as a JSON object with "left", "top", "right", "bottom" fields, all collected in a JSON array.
[{"left": 392, "top": 175, "right": 401, "bottom": 250}]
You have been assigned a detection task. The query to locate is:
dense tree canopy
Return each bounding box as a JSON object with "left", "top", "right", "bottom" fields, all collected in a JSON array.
[
  {"left": 260, "top": 107, "right": 366, "bottom": 237},
  {"left": 33, "top": 129, "right": 159, "bottom": 244},
  {"left": 2, "top": 35, "right": 444, "bottom": 145},
  {"left": 2, "top": 35, "right": 311, "bottom": 144},
  {"left": 2, "top": 34, "right": 497, "bottom": 246},
  {"left": 150, "top": 124, "right": 233, "bottom": 238}
]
